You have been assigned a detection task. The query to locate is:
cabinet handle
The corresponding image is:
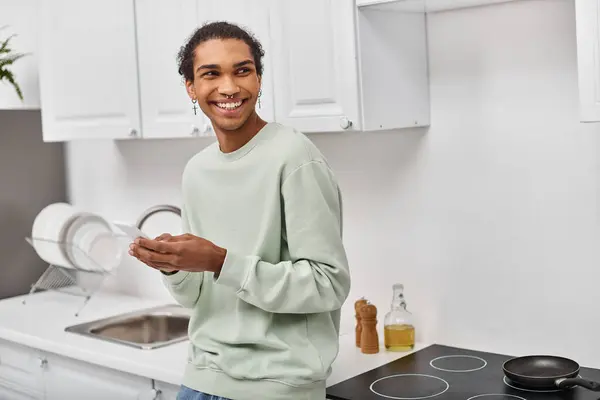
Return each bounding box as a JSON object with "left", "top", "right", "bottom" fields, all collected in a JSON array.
[
  {"left": 340, "top": 117, "right": 352, "bottom": 130},
  {"left": 137, "top": 388, "right": 162, "bottom": 400}
]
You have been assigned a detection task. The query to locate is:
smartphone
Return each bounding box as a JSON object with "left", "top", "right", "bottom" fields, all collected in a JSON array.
[{"left": 113, "top": 222, "right": 150, "bottom": 240}]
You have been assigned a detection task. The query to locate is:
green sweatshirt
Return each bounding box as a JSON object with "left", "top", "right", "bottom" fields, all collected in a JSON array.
[{"left": 162, "top": 122, "right": 351, "bottom": 400}]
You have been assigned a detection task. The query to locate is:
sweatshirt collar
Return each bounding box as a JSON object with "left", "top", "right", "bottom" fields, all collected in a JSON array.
[{"left": 216, "top": 122, "right": 277, "bottom": 162}]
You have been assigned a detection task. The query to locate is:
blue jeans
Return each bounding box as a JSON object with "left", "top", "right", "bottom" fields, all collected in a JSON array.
[{"left": 176, "top": 385, "right": 231, "bottom": 400}]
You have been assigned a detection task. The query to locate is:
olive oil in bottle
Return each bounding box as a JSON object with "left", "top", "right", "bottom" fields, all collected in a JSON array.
[{"left": 383, "top": 284, "right": 415, "bottom": 352}]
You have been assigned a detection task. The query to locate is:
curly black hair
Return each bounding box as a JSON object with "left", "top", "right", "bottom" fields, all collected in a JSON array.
[{"left": 177, "top": 21, "right": 265, "bottom": 83}]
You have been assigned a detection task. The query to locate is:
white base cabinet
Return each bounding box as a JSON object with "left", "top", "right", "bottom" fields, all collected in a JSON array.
[
  {"left": 0, "top": 339, "right": 44, "bottom": 399},
  {"left": 0, "top": 338, "right": 181, "bottom": 400},
  {"left": 154, "top": 381, "right": 181, "bottom": 400},
  {"left": 43, "top": 354, "right": 153, "bottom": 400}
]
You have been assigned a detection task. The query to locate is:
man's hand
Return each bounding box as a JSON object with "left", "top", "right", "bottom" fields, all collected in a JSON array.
[
  {"left": 128, "top": 233, "right": 227, "bottom": 275},
  {"left": 132, "top": 233, "right": 178, "bottom": 273}
]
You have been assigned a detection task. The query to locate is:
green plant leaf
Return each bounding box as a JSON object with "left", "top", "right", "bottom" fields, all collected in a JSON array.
[
  {"left": 1, "top": 70, "right": 23, "bottom": 101},
  {"left": 0, "top": 26, "right": 27, "bottom": 101},
  {"left": 0, "top": 35, "right": 18, "bottom": 54},
  {"left": 0, "top": 53, "right": 26, "bottom": 68}
]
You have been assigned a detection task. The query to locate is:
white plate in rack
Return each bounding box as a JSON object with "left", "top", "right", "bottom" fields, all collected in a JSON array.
[
  {"left": 31, "top": 202, "right": 80, "bottom": 268},
  {"left": 64, "top": 213, "right": 123, "bottom": 273}
]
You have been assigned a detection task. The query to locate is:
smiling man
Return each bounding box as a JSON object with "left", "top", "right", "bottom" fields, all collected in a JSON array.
[{"left": 128, "top": 22, "right": 351, "bottom": 400}]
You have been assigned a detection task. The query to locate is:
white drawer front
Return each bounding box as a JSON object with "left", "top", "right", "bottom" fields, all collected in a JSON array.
[{"left": 0, "top": 339, "right": 44, "bottom": 397}]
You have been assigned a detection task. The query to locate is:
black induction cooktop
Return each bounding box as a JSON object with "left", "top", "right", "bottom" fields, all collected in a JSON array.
[{"left": 326, "top": 344, "right": 600, "bottom": 400}]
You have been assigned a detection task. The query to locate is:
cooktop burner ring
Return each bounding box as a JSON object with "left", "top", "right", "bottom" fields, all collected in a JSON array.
[
  {"left": 429, "top": 355, "right": 488, "bottom": 372},
  {"left": 369, "top": 373, "right": 450, "bottom": 400},
  {"left": 467, "top": 394, "right": 527, "bottom": 400}
]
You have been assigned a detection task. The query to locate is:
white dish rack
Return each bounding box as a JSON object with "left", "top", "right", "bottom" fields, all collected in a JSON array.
[
  {"left": 23, "top": 231, "right": 128, "bottom": 317},
  {"left": 24, "top": 203, "right": 181, "bottom": 317}
]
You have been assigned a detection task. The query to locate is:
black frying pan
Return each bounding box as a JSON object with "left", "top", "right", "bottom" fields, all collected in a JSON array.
[{"left": 503, "top": 355, "right": 600, "bottom": 391}]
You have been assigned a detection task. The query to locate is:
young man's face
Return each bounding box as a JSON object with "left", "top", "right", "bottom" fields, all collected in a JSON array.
[{"left": 187, "top": 38, "right": 261, "bottom": 132}]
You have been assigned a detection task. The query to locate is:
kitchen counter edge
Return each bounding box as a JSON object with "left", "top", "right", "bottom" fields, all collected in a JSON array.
[{"left": 0, "top": 290, "right": 429, "bottom": 387}]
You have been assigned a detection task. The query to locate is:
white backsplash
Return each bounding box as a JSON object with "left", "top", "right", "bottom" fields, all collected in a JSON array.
[{"left": 66, "top": 0, "right": 600, "bottom": 366}]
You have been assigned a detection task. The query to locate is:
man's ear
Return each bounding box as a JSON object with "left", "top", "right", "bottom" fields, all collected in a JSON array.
[{"left": 185, "top": 80, "right": 196, "bottom": 100}]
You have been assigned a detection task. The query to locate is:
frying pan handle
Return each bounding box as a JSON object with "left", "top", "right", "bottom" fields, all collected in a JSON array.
[{"left": 557, "top": 378, "right": 600, "bottom": 391}]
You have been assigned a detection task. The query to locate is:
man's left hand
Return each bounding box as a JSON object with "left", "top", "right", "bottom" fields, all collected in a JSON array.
[{"left": 129, "top": 233, "right": 226, "bottom": 275}]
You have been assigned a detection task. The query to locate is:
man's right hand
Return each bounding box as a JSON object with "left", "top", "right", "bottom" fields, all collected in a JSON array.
[{"left": 131, "top": 233, "right": 179, "bottom": 273}]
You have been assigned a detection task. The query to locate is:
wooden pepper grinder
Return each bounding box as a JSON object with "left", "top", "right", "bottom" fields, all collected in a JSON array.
[
  {"left": 359, "top": 302, "right": 379, "bottom": 354},
  {"left": 355, "top": 298, "right": 368, "bottom": 348}
]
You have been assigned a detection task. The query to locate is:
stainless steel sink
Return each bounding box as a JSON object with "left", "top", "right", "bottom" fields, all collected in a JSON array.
[{"left": 65, "top": 304, "right": 190, "bottom": 350}]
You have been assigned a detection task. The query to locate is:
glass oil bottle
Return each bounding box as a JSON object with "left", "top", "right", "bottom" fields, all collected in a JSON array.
[{"left": 383, "top": 283, "right": 415, "bottom": 352}]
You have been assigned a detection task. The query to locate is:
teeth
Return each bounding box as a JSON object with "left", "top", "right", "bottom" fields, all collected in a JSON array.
[{"left": 216, "top": 101, "right": 242, "bottom": 110}]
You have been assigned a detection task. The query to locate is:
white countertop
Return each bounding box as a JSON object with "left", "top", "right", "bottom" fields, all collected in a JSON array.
[{"left": 0, "top": 290, "right": 429, "bottom": 387}]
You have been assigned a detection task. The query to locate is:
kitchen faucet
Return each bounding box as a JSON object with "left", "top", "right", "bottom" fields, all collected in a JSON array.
[{"left": 135, "top": 204, "right": 181, "bottom": 231}]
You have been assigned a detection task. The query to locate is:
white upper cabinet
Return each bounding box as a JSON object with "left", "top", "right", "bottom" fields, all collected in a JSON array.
[
  {"left": 575, "top": 0, "right": 600, "bottom": 122},
  {"left": 38, "top": 0, "right": 141, "bottom": 141},
  {"left": 36, "top": 0, "right": 433, "bottom": 140},
  {"left": 270, "top": 0, "right": 430, "bottom": 133},
  {"left": 0, "top": 0, "right": 41, "bottom": 110},
  {"left": 198, "top": 0, "right": 275, "bottom": 124},
  {"left": 136, "top": 0, "right": 209, "bottom": 139},
  {"left": 270, "top": 0, "right": 363, "bottom": 132},
  {"left": 38, "top": 0, "right": 204, "bottom": 142}
]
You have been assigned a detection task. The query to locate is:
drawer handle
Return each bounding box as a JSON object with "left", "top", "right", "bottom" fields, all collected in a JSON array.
[{"left": 137, "top": 388, "right": 162, "bottom": 400}]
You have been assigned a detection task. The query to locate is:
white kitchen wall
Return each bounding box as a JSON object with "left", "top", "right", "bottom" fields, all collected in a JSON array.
[
  {"left": 66, "top": 0, "right": 600, "bottom": 367},
  {"left": 422, "top": 0, "right": 600, "bottom": 365}
]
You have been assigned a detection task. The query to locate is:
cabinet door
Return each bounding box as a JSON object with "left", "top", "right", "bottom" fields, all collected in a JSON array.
[
  {"left": 0, "top": 339, "right": 44, "bottom": 399},
  {"left": 269, "top": 0, "right": 361, "bottom": 132},
  {"left": 575, "top": 0, "right": 600, "bottom": 122},
  {"left": 198, "top": 0, "right": 275, "bottom": 124},
  {"left": 38, "top": 0, "right": 141, "bottom": 141},
  {"left": 0, "top": 383, "right": 41, "bottom": 400},
  {"left": 44, "top": 354, "right": 152, "bottom": 399},
  {"left": 136, "top": 0, "right": 209, "bottom": 139}
]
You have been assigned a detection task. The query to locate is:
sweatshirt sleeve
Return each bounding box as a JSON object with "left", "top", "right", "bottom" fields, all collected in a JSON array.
[
  {"left": 214, "top": 160, "right": 351, "bottom": 314},
  {"left": 162, "top": 204, "right": 204, "bottom": 309}
]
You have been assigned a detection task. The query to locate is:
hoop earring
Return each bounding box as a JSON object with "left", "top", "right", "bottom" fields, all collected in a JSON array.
[{"left": 191, "top": 99, "right": 198, "bottom": 115}]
